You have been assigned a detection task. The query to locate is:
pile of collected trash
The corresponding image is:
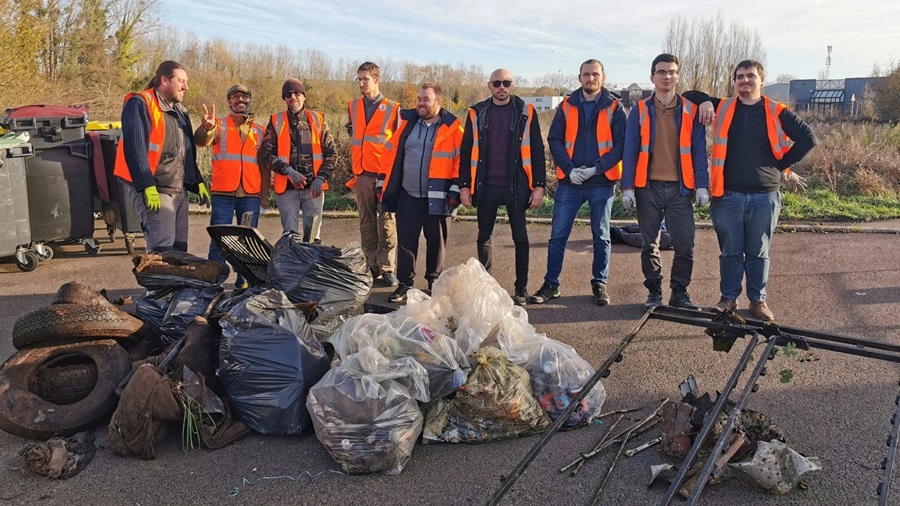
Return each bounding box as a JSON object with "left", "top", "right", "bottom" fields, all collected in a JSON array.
[{"left": 0, "top": 232, "right": 607, "bottom": 478}]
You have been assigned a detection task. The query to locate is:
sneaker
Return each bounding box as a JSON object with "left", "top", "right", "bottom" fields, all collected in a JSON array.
[
  {"left": 591, "top": 281, "right": 610, "bottom": 306},
  {"left": 644, "top": 289, "right": 663, "bottom": 310},
  {"left": 388, "top": 284, "right": 410, "bottom": 303},
  {"left": 710, "top": 298, "right": 737, "bottom": 312},
  {"left": 382, "top": 272, "right": 399, "bottom": 287},
  {"left": 749, "top": 300, "right": 775, "bottom": 322},
  {"left": 669, "top": 286, "right": 699, "bottom": 310},
  {"left": 529, "top": 282, "right": 560, "bottom": 304},
  {"left": 512, "top": 288, "right": 528, "bottom": 306},
  {"left": 369, "top": 267, "right": 382, "bottom": 280}
]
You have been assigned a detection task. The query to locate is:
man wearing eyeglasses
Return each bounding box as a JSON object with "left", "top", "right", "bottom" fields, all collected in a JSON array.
[
  {"left": 258, "top": 78, "right": 338, "bottom": 242},
  {"left": 459, "top": 69, "right": 546, "bottom": 306},
  {"left": 684, "top": 60, "right": 816, "bottom": 322},
  {"left": 530, "top": 59, "right": 626, "bottom": 307},
  {"left": 195, "top": 84, "right": 265, "bottom": 290},
  {"left": 345, "top": 62, "right": 400, "bottom": 286},
  {"left": 621, "top": 54, "right": 709, "bottom": 310}
]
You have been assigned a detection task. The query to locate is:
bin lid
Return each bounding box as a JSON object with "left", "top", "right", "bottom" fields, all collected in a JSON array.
[
  {"left": 87, "top": 120, "right": 122, "bottom": 131},
  {"left": 3, "top": 104, "right": 89, "bottom": 120},
  {"left": 0, "top": 131, "right": 31, "bottom": 148}
]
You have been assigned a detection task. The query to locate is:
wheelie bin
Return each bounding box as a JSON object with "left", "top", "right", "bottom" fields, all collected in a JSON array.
[{"left": 0, "top": 132, "right": 43, "bottom": 271}]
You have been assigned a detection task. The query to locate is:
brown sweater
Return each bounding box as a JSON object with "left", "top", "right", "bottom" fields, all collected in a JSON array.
[{"left": 648, "top": 94, "right": 679, "bottom": 182}]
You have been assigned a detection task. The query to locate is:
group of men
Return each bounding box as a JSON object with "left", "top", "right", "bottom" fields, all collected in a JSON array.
[{"left": 114, "top": 54, "right": 816, "bottom": 321}]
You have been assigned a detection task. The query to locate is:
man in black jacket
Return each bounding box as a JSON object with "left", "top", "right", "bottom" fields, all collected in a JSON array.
[{"left": 459, "top": 69, "right": 547, "bottom": 305}]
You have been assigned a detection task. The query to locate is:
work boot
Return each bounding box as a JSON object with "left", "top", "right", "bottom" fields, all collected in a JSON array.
[
  {"left": 710, "top": 298, "right": 737, "bottom": 313},
  {"left": 382, "top": 271, "right": 399, "bottom": 287},
  {"left": 369, "top": 267, "right": 382, "bottom": 280},
  {"left": 644, "top": 285, "right": 663, "bottom": 310},
  {"left": 512, "top": 288, "right": 528, "bottom": 306},
  {"left": 749, "top": 300, "right": 775, "bottom": 322},
  {"left": 529, "top": 282, "right": 560, "bottom": 304},
  {"left": 388, "top": 284, "right": 410, "bottom": 303},
  {"left": 669, "top": 285, "right": 699, "bottom": 310},
  {"left": 591, "top": 280, "right": 610, "bottom": 306}
]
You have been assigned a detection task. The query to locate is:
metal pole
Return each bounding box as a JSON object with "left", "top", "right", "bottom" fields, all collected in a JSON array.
[{"left": 879, "top": 380, "right": 900, "bottom": 506}]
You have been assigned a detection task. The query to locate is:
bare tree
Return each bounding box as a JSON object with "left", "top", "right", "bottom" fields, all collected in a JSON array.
[
  {"left": 775, "top": 74, "right": 795, "bottom": 83},
  {"left": 663, "top": 13, "right": 766, "bottom": 97}
]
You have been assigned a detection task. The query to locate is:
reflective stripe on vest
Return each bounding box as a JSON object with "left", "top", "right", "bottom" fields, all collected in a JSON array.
[
  {"left": 467, "top": 105, "right": 535, "bottom": 195},
  {"left": 210, "top": 115, "right": 264, "bottom": 193},
  {"left": 113, "top": 90, "right": 165, "bottom": 182},
  {"left": 710, "top": 96, "right": 791, "bottom": 197},
  {"left": 380, "top": 115, "right": 464, "bottom": 211},
  {"left": 348, "top": 97, "right": 398, "bottom": 176},
  {"left": 557, "top": 97, "right": 622, "bottom": 181},
  {"left": 633, "top": 97, "right": 697, "bottom": 189},
  {"left": 271, "top": 110, "right": 328, "bottom": 194}
]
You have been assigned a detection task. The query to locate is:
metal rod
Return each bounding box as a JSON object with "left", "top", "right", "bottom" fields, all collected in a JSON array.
[
  {"left": 879, "top": 384, "right": 900, "bottom": 506},
  {"left": 485, "top": 308, "right": 657, "bottom": 506},
  {"left": 685, "top": 333, "right": 778, "bottom": 504},
  {"left": 660, "top": 332, "right": 760, "bottom": 506}
]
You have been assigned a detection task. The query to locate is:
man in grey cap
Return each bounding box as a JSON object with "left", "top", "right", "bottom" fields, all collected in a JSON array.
[
  {"left": 195, "top": 84, "right": 266, "bottom": 289},
  {"left": 258, "top": 78, "right": 338, "bottom": 242}
]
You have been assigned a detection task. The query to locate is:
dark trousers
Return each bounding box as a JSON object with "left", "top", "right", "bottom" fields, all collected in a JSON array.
[
  {"left": 476, "top": 185, "right": 529, "bottom": 291},
  {"left": 635, "top": 181, "right": 696, "bottom": 289},
  {"left": 396, "top": 190, "right": 448, "bottom": 288}
]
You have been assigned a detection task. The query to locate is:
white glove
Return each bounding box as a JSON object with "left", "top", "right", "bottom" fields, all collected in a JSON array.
[
  {"left": 568, "top": 167, "right": 585, "bottom": 185},
  {"left": 621, "top": 189, "right": 635, "bottom": 211},
  {"left": 781, "top": 171, "right": 807, "bottom": 193},
  {"left": 695, "top": 188, "right": 710, "bottom": 206},
  {"left": 580, "top": 166, "right": 597, "bottom": 180}
]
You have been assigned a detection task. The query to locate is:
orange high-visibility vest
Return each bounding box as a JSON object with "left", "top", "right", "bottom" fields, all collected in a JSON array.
[
  {"left": 710, "top": 96, "right": 792, "bottom": 197},
  {"left": 210, "top": 115, "right": 265, "bottom": 194},
  {"left": 348, "top": 96, "right": 399, "bottom": 178},
  {"left": 557, "top": 97, "right": 622, "bottom": 181},
  {"left": 380, "top": 115, "right": 463, "bottom": 204},
  {"left": 114, "top": 90, "right": 165, "bottom": 182},
  {"left": 633, "top": 97, "right": 697, "bottom": 189},
  {"left": 466, "top": 104, "right": 535, "bottom": 195},
  {"left": 270, "top": 110, "right": 328, "bottom": 194}
]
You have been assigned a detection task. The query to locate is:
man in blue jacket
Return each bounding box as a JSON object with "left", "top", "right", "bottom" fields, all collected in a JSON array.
[
  {"left": 622, "top": 54, "right": 709, "bottom": 310},
  {"left": 530, "top": 59, "right": 626, "bottom": 306}
]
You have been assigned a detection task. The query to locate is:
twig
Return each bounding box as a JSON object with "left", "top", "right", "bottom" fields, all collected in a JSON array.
[
  {"left": 559, "top": 418, "right": 661, "bottom": 473},
  {"left": 590, "top": 399, "right": 669, "bottom": 506},
  {"left": 571, "top": 414, "right": 625, "bottom": 476},
  {"left": 596, "top": 406, "right": 644, "bottom": 419}
]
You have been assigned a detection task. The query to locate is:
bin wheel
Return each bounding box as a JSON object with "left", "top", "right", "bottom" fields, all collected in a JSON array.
[
  {"left": 85, "top": 242, "right": 101, "bottom": 255},
  {"left": 16, "top": 252, "right": 39, "bottom": 272},
  {"left": 36, "top": 245, "right": 54, "bottom": 262},
  {"left": 125, "top": 236, "right": 134, "bottom": 255}
]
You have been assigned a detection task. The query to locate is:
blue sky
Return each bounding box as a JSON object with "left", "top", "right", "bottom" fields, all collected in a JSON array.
[{"left": 169, "top": 0, "right": 899, "bottom": 85}]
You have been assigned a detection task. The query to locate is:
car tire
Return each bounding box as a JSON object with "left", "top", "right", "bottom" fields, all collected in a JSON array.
[{"left": 12, "top": 304, "right": 146, "bottom": 351}]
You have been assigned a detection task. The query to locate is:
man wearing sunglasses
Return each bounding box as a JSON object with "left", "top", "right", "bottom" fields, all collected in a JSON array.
[
  {"left": 459, "top": 69, "right": 546, "bottom": 306},
  {"left": 195, "top": 84, "right": 266, "bottom": 290},
  {"left": 530, "top": 59, "right": 626, "bottom": 307},
  {"left": 621, "top": 54, "right": 709, "bottom": 310}
]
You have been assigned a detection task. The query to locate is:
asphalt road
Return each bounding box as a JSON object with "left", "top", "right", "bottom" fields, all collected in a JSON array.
[{"left": 0, "top": 215, "right": 898, "bottom": 506}]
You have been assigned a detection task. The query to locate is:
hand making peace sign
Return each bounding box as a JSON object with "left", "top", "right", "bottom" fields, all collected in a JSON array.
[{"left": 200, "top": 103, "right": 217, "bottom": 131}]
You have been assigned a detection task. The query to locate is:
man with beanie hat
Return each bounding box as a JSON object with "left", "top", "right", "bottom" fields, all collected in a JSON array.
[
  {"left": 258, "top": 78, "right": 338, "bottom": 241},
  {"left": 195, "top": 83, "right": 265, "bottom": 289}
]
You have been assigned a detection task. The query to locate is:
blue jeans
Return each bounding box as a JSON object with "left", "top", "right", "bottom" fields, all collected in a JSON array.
[
  {"left": 710, "top": 191, "right": 782, "bottom": 302},
  {"left": 208, "top": 195, "right": 261, "bottom": 286},
  {"left": 544, "top": 183, "right": 614, "bottom": 286}
]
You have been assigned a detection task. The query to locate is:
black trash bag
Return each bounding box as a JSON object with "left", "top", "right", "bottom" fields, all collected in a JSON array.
[
  {"left": 267, "top": 236, "right": 372, "bottom": 339},
  {"left": 133, "top": 250, "right": 229, "bottom": 290},
  {"left": 213, "top": 286, "right": 267, "bottom": 316},
  {"left": 135, "top": 288, "right": 176, "bottom": 330},
  {"left": 137, "top": 286, "right": 222, "bottom": 346},
  {"left": 218, "top": 289, "right": 330, "bottom": 435}
]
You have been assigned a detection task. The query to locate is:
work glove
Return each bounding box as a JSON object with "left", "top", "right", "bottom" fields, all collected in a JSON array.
[
  {"left": 284, "top": 167, "right": 307, "bottom": 189},
  {"left": 580, "top": 166, "right": 597, "bottom": 180},
  {"left": 695, "top": 188, "right": 710, "bottom": 206},
  {"left": 568, "top": 166, "right": 586, "bottom": 185},
  {"left": 310, "top": 176, "right": 325, "bottom": 198},
  {"left": 196, "top": 182, "right": 211, "bottom": 208},
  {"left": 143, "top": 186, "right": 161, "bottom": 212},
  {"left": 621, "top": 189, "right": 635, "bottom": 211},
  {"left": 781, "top": 171, "right": 807, "bottom": 193}
]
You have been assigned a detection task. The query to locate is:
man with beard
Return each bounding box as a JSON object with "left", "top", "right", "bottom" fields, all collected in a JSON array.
[
  {"left": 530, "top": 59, "right": 626, "bottom": 307},
  {"left": 346, "top": 62, "right": 400, "bottom": 286},
  {"left": 194, "top": 84, "right": 265, "bottom": 289},
  {"left": 114, "top": 60, "right": 208, "bottom": 253},
  {"left": 459, "top": 68, "right": 546, "bottom": 306},
  {"left": 684, "top": 60, "right": 816, "bottom": 321},
  {"left": 258, "top": 79, "right": 338, "bottom": 242},
  {"left": 379, "top": 83, "right": 463, "bottom": 303}
]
